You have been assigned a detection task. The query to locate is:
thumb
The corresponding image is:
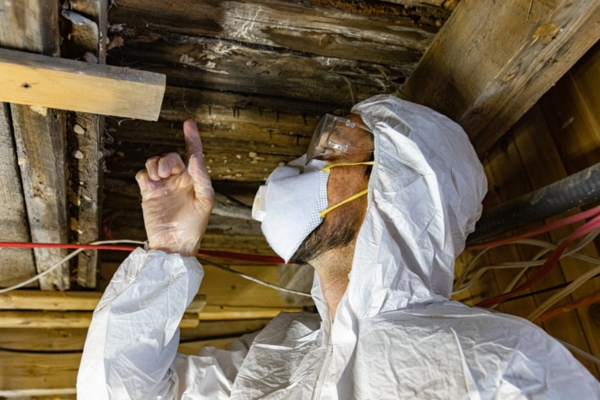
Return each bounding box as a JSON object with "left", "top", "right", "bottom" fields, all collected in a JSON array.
[
  {"left": 183, "top": 119, "right": 203, "bottom": 162},
  {"left": 189, "top": 153, "right": 215, "bottom": 202}
]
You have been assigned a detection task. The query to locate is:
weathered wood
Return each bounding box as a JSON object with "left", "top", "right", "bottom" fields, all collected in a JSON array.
[
  {"left": 61, "top": 1, "right": 109, "bottom": 288},
  {"left": 0, "top": 48, "right": 165, "bottom": 121},
  {"left": 11, "top": 105, "right": 69, "bottom": 290},
  {"left": 108, "top": 33, "right": 404, "bottom": 106},
  {"left": 0, "top": 291, "right": 206, "bottom": 314},
  {"left": 403, "top": 0, "right": 600, "bottom": 156},
  {"left": 109, "top": 0, "right": 443, "bottom": 65},
  {"left": 0, "top": 104, "right": 36, "bottom": 287},
  {"left": 0, "top": 0, "right": 60, "bottom": 56},
  {"left": 0, "top": 310, "right": 200, "bottom": 328}
]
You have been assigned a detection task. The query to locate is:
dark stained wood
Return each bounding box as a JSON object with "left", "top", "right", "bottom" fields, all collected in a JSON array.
[
  {"left": 403, "top": 0, "right": 600, "bottom": 156},
  {"left": 0, "top": 104, "right": 36, "bottom": 287},
  {"left": 107, "top": 33, "right": 404, "bottom": 106},
  {"left": 109, "top": 0, "right": 443, "bottom": 65}
]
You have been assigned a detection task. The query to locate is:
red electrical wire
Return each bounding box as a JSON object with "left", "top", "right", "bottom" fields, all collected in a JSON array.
[
  {"left": 0, "top": 241, "right": 285, "bottom": 264},
  {"left": 467, "top": 205, "right": 600, "bottom": 250},
  {"left": 475, "top": 213, "right": 600, "bottom": 308}
]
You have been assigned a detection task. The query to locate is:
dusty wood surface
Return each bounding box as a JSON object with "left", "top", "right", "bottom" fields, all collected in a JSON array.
[
  {"left": 0, "top": 48, "right": 166, "bottom": 121},
  {"left": 11, "top": 105, "right": 70, "bottom": 291},
  {"left": 0, "top": 104, "right": 37, "bottom": 287},
  {"left": 109, "top": 0, "right": 444, "bottom": 65},
  {"left": 403, "top": 0, "right": 600, "bottom": 156}
]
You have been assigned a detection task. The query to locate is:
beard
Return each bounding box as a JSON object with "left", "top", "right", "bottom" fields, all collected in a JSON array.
[{"left": 291, "top": 198, "right": 365, "bottom": 265}]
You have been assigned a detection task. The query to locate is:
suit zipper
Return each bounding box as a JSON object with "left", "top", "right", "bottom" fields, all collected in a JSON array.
[{"left": 312, "top": 318, "right": 333, "bottom": 400}]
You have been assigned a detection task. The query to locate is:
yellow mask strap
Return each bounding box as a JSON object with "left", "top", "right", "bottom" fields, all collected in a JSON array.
[
  {"left": 322, "top": 161, "right": 374, "bottom": 173},
  {"left": 319, "top": 161, "right": 374, "bottom": 218},
  {"left": 319, "top": 188, "right": 368, "bottom": 218}
]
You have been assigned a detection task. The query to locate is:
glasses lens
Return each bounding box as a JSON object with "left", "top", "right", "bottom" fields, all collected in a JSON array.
[
  {"left": 306, "top": 114, "right": 334, "bottom": 164},
  {"left": 306, "top": 114, "right": 374, "bottom": 164}
]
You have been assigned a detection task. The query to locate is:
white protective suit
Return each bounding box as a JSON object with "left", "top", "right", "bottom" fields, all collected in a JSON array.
[{"left": 78, "top": 95, "right": 600, "bottom": 399}]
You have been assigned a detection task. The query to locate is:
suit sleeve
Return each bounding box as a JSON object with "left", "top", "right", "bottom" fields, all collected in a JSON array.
[{"left": 77, "top": 248, "right": 246, "bottom": 399}]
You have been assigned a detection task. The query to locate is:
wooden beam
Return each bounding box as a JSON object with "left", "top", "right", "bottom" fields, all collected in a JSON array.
[
  {"left": 0, "top": 311, "right": 200, "bottom": 328},
  {"left": 11, "top": 104, "right": 70, "bottom": 290},
  {"left": 0, "top": 48, "right": 166, "bottom": 121},
  {"left": 0, "top": 104, "right": 36, "bottom": 287},
  {"left": 199, "top": 305, "right": 300, "bottom": 321},
  {"left": 0, "top": 291, "right": 206, "bottom": 313},
  {"left": 109, "top": 0, "right": 443, "bottom": 65},
  {"left": 403, "top": 0, "right": 600, "bottom": 156}
]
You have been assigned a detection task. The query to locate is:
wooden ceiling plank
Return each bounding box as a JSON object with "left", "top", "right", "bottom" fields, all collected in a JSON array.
[
  {"left": 0, "top": 48, "right": 166, "bottom": 121},
  {"left": 109, "top": 0, "right": 442, "bottom": 66},
  {"left": 0, "top": 104, "right": 37, "bottom": 287},
  {"left": 403, "top": 0, "right": 600, "bottom": 156}
]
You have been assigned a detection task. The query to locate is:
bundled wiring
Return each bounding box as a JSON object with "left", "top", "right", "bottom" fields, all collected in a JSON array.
[
  {"left": 527, "top": 265, "right": 600, "bottom": 321},
  {"left": 0, "top": 240, "right": 307, "bottom": 297},
  {"left": 453, "top": 229, "right": 600, "bottom": 296},
  {"left": 533, "top": 290, "right": 600, "bottom": 324},
  {"left": 476, "top": 213, "right": 600, "bottom": 307},
  {"left": 467, "top": 205, "right": 600, "bottom": 250}
]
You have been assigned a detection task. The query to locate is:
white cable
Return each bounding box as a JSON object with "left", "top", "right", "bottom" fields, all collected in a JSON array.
[
  {"left": 453, "top": 229, "right": 600, "bottom": 295},
  {"left": 0, "top": 240, "right": 312, "bottom": 298},
  {"left": 556, "top": 339, "right": 600, "bottom": 366},
  {"left": 199, "top": 258, "right": 312, "bottom": 297},
  {"left": 0, "top": 240, "right": 145, "bottom": 294},
  {"left": 526, "top": 264, "right": 600, "bottom": 321}
]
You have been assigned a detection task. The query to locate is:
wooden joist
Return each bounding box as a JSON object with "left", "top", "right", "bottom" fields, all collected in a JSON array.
[
  {"left": 403, "top": 0, "right": 600, "bottom": 156},
  {"left": 0, "top": 291, "right": 206, "bottom": 313},
  {"left": 0, "top": 48, "right": 166, "bottom": 121}
]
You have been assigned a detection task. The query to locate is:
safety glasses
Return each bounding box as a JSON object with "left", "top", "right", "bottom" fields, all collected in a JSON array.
[{"left": 306, "top": 114, "right": 374, "bottom": 165}]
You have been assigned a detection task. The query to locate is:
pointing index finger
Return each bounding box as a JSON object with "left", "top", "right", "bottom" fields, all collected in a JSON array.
[{"left": 183, "top": 119, "right": 203, "bottom": 162}]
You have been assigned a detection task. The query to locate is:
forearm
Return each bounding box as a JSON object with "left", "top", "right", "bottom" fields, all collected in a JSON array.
[{"left": 77, "top": 248, "right": 203, "bottom": 400}]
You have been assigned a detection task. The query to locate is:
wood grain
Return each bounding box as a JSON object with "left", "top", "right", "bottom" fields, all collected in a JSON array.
[
  {"left": 0, "top": 48, "right": 166, "bottom": 121},
  {"left": 109, "top": 0, "right": 442, "bottom": 65},
  {"left": 0, "top": 104, "right": 36, "bottom": 287},
  {"left": 11, "top": 104, "right": 70, "bottom": 290},
  {"left": 403, "top": 0, "right": 600, "bottom": 156}
]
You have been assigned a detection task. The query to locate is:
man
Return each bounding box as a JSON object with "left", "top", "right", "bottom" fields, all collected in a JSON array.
[{"left": 78, "top": 95, "right": 600, "bottom": 399}]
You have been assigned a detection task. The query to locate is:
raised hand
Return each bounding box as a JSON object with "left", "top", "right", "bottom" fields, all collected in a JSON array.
[{"left": 135, "top": 120, "right": 215, "bottom": 257}]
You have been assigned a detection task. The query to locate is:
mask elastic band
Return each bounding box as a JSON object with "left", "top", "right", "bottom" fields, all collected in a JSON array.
[
  {"left": 322, "top": 161, "right": 374, "bottom": 173},
  {"left": 319, "top": 188, "right": 368, "bottom": 218}
]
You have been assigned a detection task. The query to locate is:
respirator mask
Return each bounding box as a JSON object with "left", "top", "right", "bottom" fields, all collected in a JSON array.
[{"left": 252, "top": 114, "right": 374, "bottom": 262}]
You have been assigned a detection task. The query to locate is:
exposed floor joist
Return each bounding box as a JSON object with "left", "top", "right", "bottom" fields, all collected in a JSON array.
[{"left": 403, "top": 0, "right": 600, "bottom": 156}]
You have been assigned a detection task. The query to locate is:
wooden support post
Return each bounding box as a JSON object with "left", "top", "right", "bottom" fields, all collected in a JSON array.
[
  {"left": 403, "top": 0, "right": 600, "bottom": 156},
  {"left": 0, "top": 105, "right": 36, "bottom": 287},
  {"left": 62, "top": 0, "right": 108, "bottom": 288}
]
